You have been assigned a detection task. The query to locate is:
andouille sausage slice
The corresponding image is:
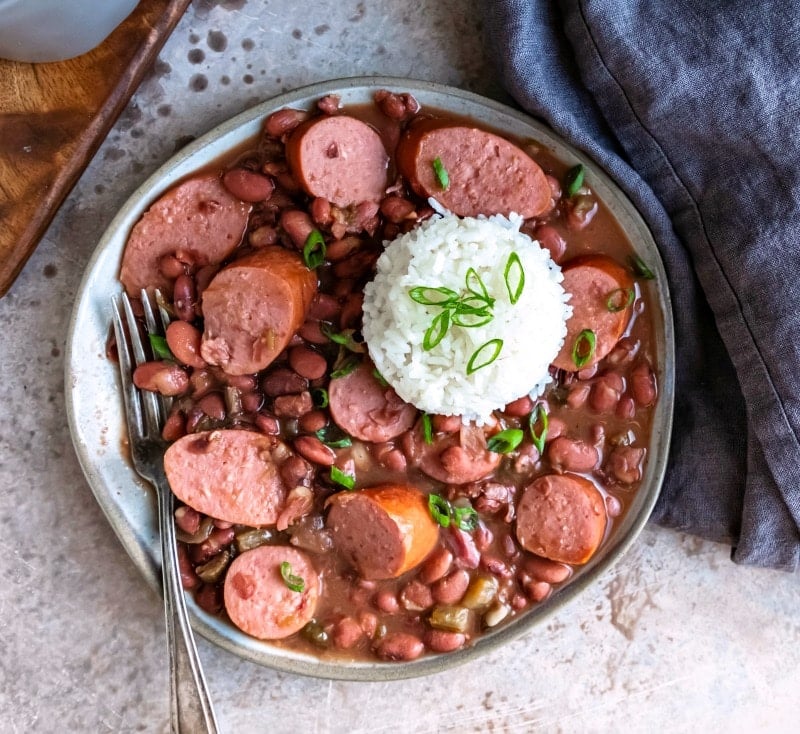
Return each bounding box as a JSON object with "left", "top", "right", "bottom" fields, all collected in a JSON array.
[
  {"left": 551, "top": 255, "right": 635, "bottom": 372},
  {"left": 119, "top": 174, "right": 251, "bottom": 296},
  {"left": 403, "top": 419, "right": 501, "bottom": 485},
  {"left": 200, "top": 246, "right": 317, "bottom": 375},
  {"left": 328, "top": 361, "right": 417, "bottom": 442},
  {"left": 285, "top": 115, "right": 389, "bottom": 207},
  {"left": 326, "top": 484, "right": 439, "bottom": 580},
  {"left": 395, "top": 119, "right": 550, "bottom": 218},
  {"left": 516, "top": 473, "right": 607, "bottom": 565},
  {"left": 223, "top": 545, "right": 319, "bottom": 639},
  {"left": 164, "top": 429, "right": 287, "bottom": 526}
]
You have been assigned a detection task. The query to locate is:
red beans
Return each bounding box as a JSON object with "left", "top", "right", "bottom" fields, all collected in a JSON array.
[
  {"left": 289, "top": 346, "right": 327, "bottom": 380},
  {"left": 332, "top": 617, "right": 364, "bottom": 649},
  {"left": 425, "top": 630, "right": 466, "bottom": 653},
  {"left": 504, "top": 394, "right": 534, "bottom": 417},
  {"left": 590, "top": 372, "right": 624, "bottom": 413},
  {"left": 262, "top": 368, "right": 308, "bottom": 397},
  {"left": 546, "top": 437, "right": 599, "bottom": 473},
  {"left": 273, "top": 391, "right": 313, "bottom": 418},
  {"left": 165, "top": 320, "right": 205, "bottom": 369},
  {"left": 172, "top": 274, "right": 197, "bottom": 322},
  {"left": 380, "top": 196, "right": 416, "bottom": 223},
  {"left": 294, "top": 435, "right": 335, "bottom": 466},
  {"left": 533, "top": 224, "right": 567, "bottom": 263},
  {"left": 280, "top": 209, "right": 315, "bottom": 249},
  {"left": 222, "top": 168, "right": 275, "bottom": 202},
  {"left": 631, "top": 361, "right": 657, "bottom": 406},
  {"left": 133, "top": 361, "right": 189, "bottom": 396},
  {"left": 418, "top": 547, "right": 453, "bottom": 583},
  {"left": 279, "top": 455, "right": 312, "bottom": 488},
  {"left": 523, "top": 555, "right": 572, "bottom": 585},
  {"left": 432, "top": 569, "right": 469, "bottom": 605},
  {"left": 375, "top": 632, "right": 424, "bottom": 661},
  {"left": 264, "top": 107, "right": 309, "bottom": 138},
  {"left": 400, "top": 580, "right": 434, "bottom": 611}
]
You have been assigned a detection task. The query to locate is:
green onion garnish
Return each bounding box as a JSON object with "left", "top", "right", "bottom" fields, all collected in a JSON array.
[
  {"left": 408, "top": 286, "right": 459, "bottom": 306},
  {"left": 330, "top": 465, "right": 355, "bottom": 490},
  {"left": 373, "top": 369, "right": 388, "bottom": 387},
  {"left": 487, "top": 428, "right": 524, "bottom": 454},
  {"left": 453, "top": 506, "right": 478, "bottom": 531},
  {"left": 432, "top": 157, "right": 450, "bottom": 189},
  {"left": 315, "top": 426, "right": 352, "bottom": 448},
  {"left": 422, "top": 413, "right": 433, "bottom": 445},
  {"left": 310, "top": 387, "right": 329, "bottom": 408},
  {"left": 528, "top": 403, "right": 549, "bottom": 454},
  {"left": 606, "top": 287, "right": 635, "bottom": 312},
  {"left": 571, "top": 329, "right": 597, "bottom": 368},
  {"left": 148, "top": 333, "right": 173, "bottom": 361},
  {"left": 467, "top": 338, "right": 503, "bottom": 375},
  {"left": 423, "top": 310, "right": 451, "bottom": 350},
  {"left": 320, "top": 324, "right": 364, "bottom": 352},
  {"left": 504, "top": 252, "right": 525, "bottom": 304},
  {"left": 629, "top": 255, "right": 655, "bottom": 280},
  {"left": 564, "top": 164, "right": 585, "bottom": 197},
  {"left": 465, "top": 267, "right": 493, "bottom": 304},
  {"left": 330, "top": 355, "right": 358, "bottom": 379},
  {"left": 280, "top": 561, "right": 305, "bottom": 592},
  {"left": 428, "top": 494, "right": 452, "bottom": 527},
  {"left": 302, "top": 229, "right": 326, "bottom": 269}
]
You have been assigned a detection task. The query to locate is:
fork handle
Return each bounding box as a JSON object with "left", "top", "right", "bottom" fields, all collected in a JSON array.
[{"left": 155, "top": 465, "right": 220, "bottom": 734}]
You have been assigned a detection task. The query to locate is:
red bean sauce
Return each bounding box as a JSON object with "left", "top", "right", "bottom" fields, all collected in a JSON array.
[{"left": 124, "top": 90, "right": 659, "bottom": 663}]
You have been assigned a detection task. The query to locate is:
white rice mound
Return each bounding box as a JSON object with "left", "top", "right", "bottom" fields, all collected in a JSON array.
[{"left": 362, "top": 213, "right": 572, "bottom": 420}]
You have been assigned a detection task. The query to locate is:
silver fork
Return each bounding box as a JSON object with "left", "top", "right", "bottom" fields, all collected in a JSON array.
[{"left": 111, "top": 290, "right": 219, "bottom": 734}]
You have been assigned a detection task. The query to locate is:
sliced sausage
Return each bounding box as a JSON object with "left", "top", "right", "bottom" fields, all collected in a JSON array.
[
  {"left": 403, "top": 419, "right": 501, "bottom": 484},
  {"left": 395, "top": 119, "right": 550, "bottom": 218},
  {"left": 328, "top": 361, "right": 417, "bottom": 442},
  {"left": 515, "top": 473, "right": 607, "bottom": 565},
  {"left": 200, "top": 246, "right": 317, "bottom": 375},
  {"left": 119, "top": 174, "right": 251, "bottom": 296},
  {"left": 285, "top": 115, "right": 389, "bottom": 207},
  {"left": 326, "top": 484, "right": 439, "bottom": 580},
  {"left": 551, "top": 255, "right": 635, "bottom": 372},
  {"left": 164, "top": 429, "right": 287, "bottom": 526},
  {"left": 223, "top": 545, "right": 319, "bottom": 639}
]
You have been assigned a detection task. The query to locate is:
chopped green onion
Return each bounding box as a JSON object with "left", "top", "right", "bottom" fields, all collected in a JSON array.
[
  {"left": 280, "top": 561, "right": 305, "bottom": 592},
  {"left": 148, "top": 333, "right": 173, "bottom": 361},
  {"left": 422, "top": 413, "right": 433, "bottom": 445},
  {"left": 528, "top": 403, "right": 549, "bottom": 454},
  {"left": 487, "top": 428, "right": 524, "bottom": 454},
  {"left": 373, "top": 369, "right": 388, "bottom": 387},
  {"left": 564, "top": 164, "right": 585, "bottom": 197},
  {"left": 423, "top": 309, "right": 451, "bottom": 350},
  {"left": 330, "top": 465, "right": 355, "bottom": 490},
  {"left": 428, "top": 494, "right": 451, "bottom": 528},
  {"left": 320, "top": 324, "right": 364, "bottom": 352},
  {"left": 571, "top": 329, "right": 597, "bottom": 368},
  {"left": 408, "top": 285, "right": 458, "bottom": 306},
  {"left": 504, "top": 252, "right": 525, "bottom": 304},
  {"left": 315, "top": 426, "right": 352, "bottom": 448},
  {"left": 432, "top": 157, "right": 450, "bottom": 189},
  {"left": 330, "top": 355, "right": 358, "bottom": 379},
  {"left": 465, "top": 267, "right": 493, "bottom": 304},
  {"left": 629, "top": 254, "right": 655, "bottom": 280},
  {"left": 606, "top": 287, "right": 635, "bottom": 312},
  {"left": 467, "top": 338, "right": 503, "bottom": 375},
  {"left": 450, "top": 305, "right": 493, "bottom": 328},
  {"left": 302, "top": 229, "right": 326, "bottom": 269},
  {"left": 453, "top": 506, "right": 478, "bottom": 531},
  {"left": 310, "top": 387, "right": 329, "bottom": 408}
]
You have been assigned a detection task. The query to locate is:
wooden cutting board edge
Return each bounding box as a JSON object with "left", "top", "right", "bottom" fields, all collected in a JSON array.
[{"left": 0, "top": 0, "right": 191, "bottom": 297}]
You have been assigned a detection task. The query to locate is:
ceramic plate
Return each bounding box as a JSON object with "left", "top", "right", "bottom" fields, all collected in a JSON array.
[{"left": 65, "top": 77, "right": 675, "bottom": 681}]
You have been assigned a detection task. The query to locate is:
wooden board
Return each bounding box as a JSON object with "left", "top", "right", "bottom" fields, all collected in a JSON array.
[{"left": 0, "top": 0, "right": 191, "bottom": 297}]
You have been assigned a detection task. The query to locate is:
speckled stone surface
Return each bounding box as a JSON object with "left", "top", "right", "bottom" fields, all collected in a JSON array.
[{"left": 1, "top": 1, "right": 798, "bottom": 732}]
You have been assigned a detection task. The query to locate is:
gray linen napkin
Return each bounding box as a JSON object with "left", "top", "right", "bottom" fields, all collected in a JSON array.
[{"left": 483, "top": 0, "right": 800, "bottom": 569}]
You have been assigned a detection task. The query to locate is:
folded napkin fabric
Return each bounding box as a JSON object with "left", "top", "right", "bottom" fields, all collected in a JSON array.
[{"left": 483, "top": 0, "right": 800, "bottom": 569}]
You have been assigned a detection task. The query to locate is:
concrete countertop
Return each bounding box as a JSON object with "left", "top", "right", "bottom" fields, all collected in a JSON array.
[{"left": 1, "top": 1, "right": 797, "bottom": 731}]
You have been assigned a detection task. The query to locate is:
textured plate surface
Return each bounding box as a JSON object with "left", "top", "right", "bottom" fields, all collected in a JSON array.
[{"left": 65, "top": 76, "right": 675, "bottom": 681}]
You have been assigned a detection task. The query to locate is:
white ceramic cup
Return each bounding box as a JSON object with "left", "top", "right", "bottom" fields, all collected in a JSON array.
[{"left": 0, "top": 0, "right": 140, "bottom": 63}]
